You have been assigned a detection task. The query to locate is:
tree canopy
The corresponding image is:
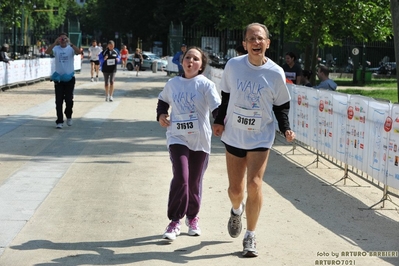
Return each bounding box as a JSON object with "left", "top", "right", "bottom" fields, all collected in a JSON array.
[{"left": 0, "top": 0, "right": 395, "bottom": 68}]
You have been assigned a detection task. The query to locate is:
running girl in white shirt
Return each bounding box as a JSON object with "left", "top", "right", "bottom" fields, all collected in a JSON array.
[{"left": 156, "top": 46, "right": 221, "bottom": 241}]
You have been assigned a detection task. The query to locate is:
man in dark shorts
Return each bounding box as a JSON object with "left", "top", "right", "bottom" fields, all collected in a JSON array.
[
  {"left": 88, "top": 40, "right": 102, "bottom": 82},
  {"left": 133, "top": 48, "right": 143, "bottom": 76},
  {"left": 212, "top": 23, "right": 296, "bottom": 258}
]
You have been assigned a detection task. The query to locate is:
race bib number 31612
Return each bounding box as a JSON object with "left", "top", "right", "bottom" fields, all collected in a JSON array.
[{"left": 232, "top": 106, "right": 262, "bottom": 131}]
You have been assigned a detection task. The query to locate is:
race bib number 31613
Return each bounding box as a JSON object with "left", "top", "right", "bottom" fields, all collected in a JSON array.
[{"left": 171, "top": 113, "right": 199, "bottom": 135}]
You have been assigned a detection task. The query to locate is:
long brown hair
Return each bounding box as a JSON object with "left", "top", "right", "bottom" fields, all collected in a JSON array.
[{"left": 183, "top": 46, "right": 208, "bottom": 74}]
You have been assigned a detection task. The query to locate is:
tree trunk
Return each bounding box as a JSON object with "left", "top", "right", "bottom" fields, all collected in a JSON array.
[
  {"left": 390, "top": 0, "right": 399, "bottom": 102},
  {"left": 311, "top": 35, "right": 320, "bottom": 85},
  {"left": 304, "top": 43, "right": 312, "bottom": 71}
]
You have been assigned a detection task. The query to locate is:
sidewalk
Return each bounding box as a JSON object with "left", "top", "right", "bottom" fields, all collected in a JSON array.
[{"left": 0, "top": 62, "right": 398, "bottom": 266}]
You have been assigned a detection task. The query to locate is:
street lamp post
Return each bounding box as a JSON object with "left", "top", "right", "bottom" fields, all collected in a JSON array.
[
  {"left": 127, "top": 32, "right": 132, "bottom": 51},
  {"left": 13, "top": 14, "right": 17, "bottom": 59}
]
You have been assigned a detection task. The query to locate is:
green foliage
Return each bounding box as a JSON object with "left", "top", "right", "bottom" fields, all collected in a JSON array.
[
  {"left": 0, "top": 0, "right": 74, "bottom": 38},
  {"left": 2, "top": 0, "right": 395, "bottom": 66},
  {"left": 79, "top": 0, "right": 185, "bottom": 46}
]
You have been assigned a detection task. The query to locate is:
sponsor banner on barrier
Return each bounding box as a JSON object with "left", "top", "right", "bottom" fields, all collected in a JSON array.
[
  {"left": 292, "top": 86, "right": 318, "bottom": 146},
  {"left": 291, "top": 85, "right": 303, "bottom": 142},
  {"left": 366, "top": 100, "right": 390, "bottom": 183},
  {"left": 387, "top": 104, "right": 399, "bottom": 189},
  {"left": 332, "top": 92, "right": 349, "bottom": 162},
  {"left": 0, "top": 56, "right": 81, "bottom": 87},
  {"left": 0, "top": 62, "right": 4, "bottom": 86},
  {"left": 317, "top": 90, "right": 334, "bottom": 157},
  {"left": 347, "top": 95, "right": 369, "bottom": 171},
  {"left": 308, "top": 88, "right": 320, "bottom": 148},
  {"left": 287, "top": 84, "right": 294, "bottom": 132}
]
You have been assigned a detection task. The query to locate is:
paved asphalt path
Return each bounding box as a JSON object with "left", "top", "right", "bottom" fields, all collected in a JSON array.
[{"left": 0, "top": 61, "right": 398, "bottom": 265}]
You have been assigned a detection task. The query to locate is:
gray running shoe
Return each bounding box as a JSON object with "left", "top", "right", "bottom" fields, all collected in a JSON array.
[
  {"left": 242, "top": 234, "right": 258, "bottom": 257},
  {"left": 228, "top": 202, "right": 244, "bottom": 238}
]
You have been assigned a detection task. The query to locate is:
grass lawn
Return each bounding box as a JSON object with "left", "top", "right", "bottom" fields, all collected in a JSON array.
[{"left": 335, "top": 78, "right": 399, "bottom": 103}]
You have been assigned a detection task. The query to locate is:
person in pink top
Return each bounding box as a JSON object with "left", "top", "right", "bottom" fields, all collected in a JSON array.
[{"left": 120, "top": 45, "right": 129, "bottom": 70}]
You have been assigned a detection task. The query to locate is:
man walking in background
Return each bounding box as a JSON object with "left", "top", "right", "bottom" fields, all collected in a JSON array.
[
  {"left": 172, "top": 44, "right": 187, "bottom": 76},
  {"left": 46, "top": 32, "right": 80, "bottom": 129},
  {"left": 88, "top": 40, "right": 102, "bottom": 82}
]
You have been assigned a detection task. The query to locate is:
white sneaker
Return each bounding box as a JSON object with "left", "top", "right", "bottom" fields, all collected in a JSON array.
[
  {"left": 109, "top": 96, "right": 113, "bottom": 102},
  {"left": 91, "top": 77, "right": 94, "bottom": 82},
  {"left": 105, "top": 96, "right": 109, "bottom": 102},
  {"left": 163, "top": 221, "right": 181, "bottom": 241},
  {"left": 67, "top": 118, "right": 72, "bottom": 126},
  {"left": 56, "top": 123, "right": 63, "bottom": 129},
  {"left": 243, "top": 234, "right": 258, "bottom": 257},
  {"left": 186, "top": 217, "right": 201, "bottom": 236}
]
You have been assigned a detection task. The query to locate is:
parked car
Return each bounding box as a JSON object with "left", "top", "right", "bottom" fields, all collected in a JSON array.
[
  {"left": 378, "top": 62, "right": 396, "bottom": 75},
  {"left": 126, "top": 51, "right": 167, "bottom": 71},
  {"left": 208, "top": 52, "right": 227, "bottom": 68},
  {"left": 370, "top": 62, "right": 396, "bottom": 75}
]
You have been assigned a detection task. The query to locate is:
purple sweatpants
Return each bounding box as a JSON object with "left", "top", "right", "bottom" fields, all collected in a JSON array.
[{"left": 167, "top": 144, "right": 209, "bottom": 221}]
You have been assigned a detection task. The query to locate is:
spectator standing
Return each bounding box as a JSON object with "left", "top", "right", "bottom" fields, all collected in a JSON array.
[
  {"left": 172, "top": 44, "right": 187, "bottom": 76},
  {"left": 282, "top": 52, "right": 302, "bottom": 85},
  {"left": 79, "top": 47, "right": 84, "bottom": 66},
  {"left": 157, "top": 46, "right": 221, "bottom": 241},
  {"left": 88, "top": 40, "right": 102, "bottom": 82},
  {"left": 101, "top": 40, "right": 120, "bottom": 102},
  {"left": 302, "top": 70, "right": 313, "bottom": 87},
  {"left": 45, "top": 32, "right": 81, "bottom": 129},
  {"left": 212, "top": 23, "right": 295, "bottom": 257},
  {"left": 40, "top": 46, "right": 46, "bottom": 58},
  {"left": 235, "top": 45, "right": 247, "bottom": 56},
  {"left": 0, "top": 43, "right": 12, "bottom": 64},
  {"left": 314, "top": 65, "right": 337, "bottom": 90}
]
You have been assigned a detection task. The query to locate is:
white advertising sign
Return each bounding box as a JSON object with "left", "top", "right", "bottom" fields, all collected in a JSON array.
[
  {"left": 366, "top": 100, "right": 391, "bottom": 183},
  {"left": 332, "top": 92, "right": 349, "bottom": 162},
  {"left": 387, "top": 104, "right": 399, "bottom": 190}
]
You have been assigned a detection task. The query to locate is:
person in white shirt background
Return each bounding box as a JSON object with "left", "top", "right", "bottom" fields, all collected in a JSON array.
[
  {"left": 45, "top": 32, "right": 81, "bottom": 129},
  {"left": 88, "top": 40, "right": 102, "bottom": 82}
]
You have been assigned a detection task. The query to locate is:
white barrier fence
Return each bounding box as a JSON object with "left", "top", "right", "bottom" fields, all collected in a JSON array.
[
  {"left": 206, "top": 66, "right": 399, "bottom": 196},
  {"left": 0, "top": 55, "right": 81, "bottom": 88}
]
